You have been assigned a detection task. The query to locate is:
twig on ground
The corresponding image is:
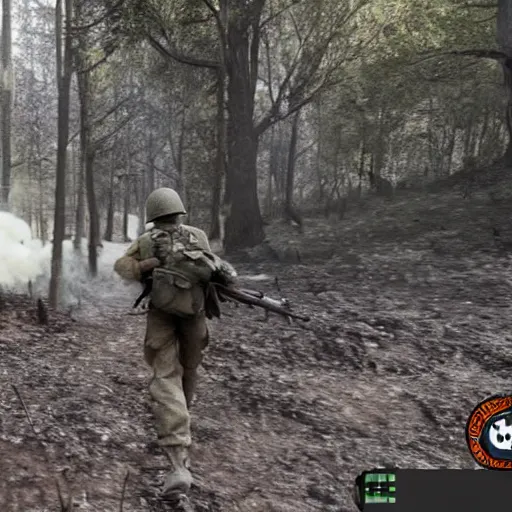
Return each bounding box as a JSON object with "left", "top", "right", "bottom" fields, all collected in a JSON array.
[
  {"left": 11, "top": 384, "right": 36, "bottom": 433},
  {"left": 56, "top": 470, "right": 73, "bottom": 512},
  {"left": 119, "top": 470, "right": 130, "bottom": 512},
  {"left": 11, "top": 384, "right": 74, "bottom": 511}
]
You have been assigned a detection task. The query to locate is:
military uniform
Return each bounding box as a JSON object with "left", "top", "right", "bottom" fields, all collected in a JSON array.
[{"left": 113, "top": 188, "right": 211, "bottom": 497}]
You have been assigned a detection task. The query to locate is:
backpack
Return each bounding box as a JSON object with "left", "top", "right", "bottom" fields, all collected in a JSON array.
[{"left": 141, "top": 225, "right": 217, "bottom": 318}]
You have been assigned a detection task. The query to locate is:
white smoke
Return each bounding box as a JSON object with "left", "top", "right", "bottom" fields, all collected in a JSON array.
[
  {"left": 0, "top": 212, "right": 142, "bottom": 308},
  {"left": 0, "top": 212, "right": 43, "bottom": 287}
]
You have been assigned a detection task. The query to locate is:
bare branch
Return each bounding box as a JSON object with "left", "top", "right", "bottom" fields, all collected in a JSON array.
[
  {"left": 147, "top": 35, "right": 219, "bottom": 69},
  {"left": 410, "top": 48, "right": 507, "bottom": 66},
  {"left": 93, "top": 115, "right": 133, "bottom": 148},
  {"left": 459, "top": 2, "right": 497, "bottom": 7},
  {"left": 11, "top": 384, "right": 74, "bottom": 510},
  {"left": 76, "top": 41, "right": 119, "bottom": 75},
  {"left": 119, "top": 471, "right": 130, "bottom": 512},
  {"left": 70, "top": 0, "right": 125, "bottom": 32},
  {"left": 295, "top": 140, "right": 316, "bottom": 161},
  {"left": 201, "top": 0, "right": 220, "bottom": 20},
  {"left": 260, "top": 0, "right": 303, "bottom": 28},
  {"left": 91, "top": 96, "right": 132, "bottom": 127}
]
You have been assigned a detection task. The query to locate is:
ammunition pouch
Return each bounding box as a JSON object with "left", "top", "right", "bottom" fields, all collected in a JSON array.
[{"left": 151, "top": 268, "right": 205, "bottom": 318}]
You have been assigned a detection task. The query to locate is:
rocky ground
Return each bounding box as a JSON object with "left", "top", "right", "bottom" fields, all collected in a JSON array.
[{"left": 2, "top": 168, "right": 512, "bottom": 512}]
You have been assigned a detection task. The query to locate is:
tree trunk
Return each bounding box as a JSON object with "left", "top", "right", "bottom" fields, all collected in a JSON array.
[
  {"left": 176, "top": 113, "right": 186, "bottom": 198},
  {"left": 357, "top": 137, "right": 366, "bottom": 197},
  {"left": 74, "top": 141, "right": 85, "bottom": 250},
  {"left": 266, "top": 124, "right": 279, "bottom": 217},
  {"left": 85, "top": 149, "right": 100, "bottom": 274},
  {"left": 209, "top": 67, "right": 226, "bottom": 240},
  {"left": 497, "top": 0, "right": 512, "bottom": 163},
  {"left": 49, "top": 0, "right": 73, "bottom": 308},
  {"left": 104, "top": 85, "right": 119, "bottom": 241},
  {"left": 1, "top": 0, "right": 12, "bottom": 208},
  {"left": 445, "top": 128, "right": 456, "bottom": 175},
  {"left": 104, "top": 153, "right": 115, "bottom": 241},
  {"left": 123, "top": 174, "right": 130, "bottom": 242},
  {"left": 373, "top": 106, "right": 386, "bottom": 177},
  {"left": 169, "top": 104, "right": 187, "bottom": 199},
  {"left": 75, "top": 13, "right": 100, "bottom": 276},
  {"left": 463, "top": 121, "right": 473, "bottom": 157},
  {"left": 477, "top": 110, "right": 490, "bottom": 157},
  {"left": 284, "top": 111, "right": 303, "bottom": 230},
  {"left": 137, "top": 172, "right": 145, "bottom": 236},
  {"left": 224, "top": 8, "right": 265, "bottom": 252}
]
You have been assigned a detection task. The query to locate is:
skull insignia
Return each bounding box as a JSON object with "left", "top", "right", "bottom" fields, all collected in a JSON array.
[{"left": 489, "top": 417, "right": 512, "bottom": 450}]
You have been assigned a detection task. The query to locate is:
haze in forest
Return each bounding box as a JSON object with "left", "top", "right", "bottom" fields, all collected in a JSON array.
[{"left": 0, "top": 0, "right": 510, "bottom": 307}]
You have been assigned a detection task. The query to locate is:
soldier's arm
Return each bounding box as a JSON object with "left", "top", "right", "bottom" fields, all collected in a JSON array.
[{"left": 113, "top": 239, "right": 160, "bottom": 282}]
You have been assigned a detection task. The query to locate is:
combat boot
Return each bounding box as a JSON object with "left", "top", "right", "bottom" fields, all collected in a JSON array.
[{"left": 161, "top": 445, "right": 193, "bottom": 497}]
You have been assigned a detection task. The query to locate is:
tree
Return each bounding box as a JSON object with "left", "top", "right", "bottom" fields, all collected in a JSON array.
[
  {"left": 1, "top": 0, "right": 12, "bottom": 208},
  {"left": 121, "top": 0, "right": 366, "bottom": 251},
  {"left": 48, "top": 0, "right": 73, "bottom": 308},
  {"left": 497, "top": 0, "right": 512, "bottom": 162}
]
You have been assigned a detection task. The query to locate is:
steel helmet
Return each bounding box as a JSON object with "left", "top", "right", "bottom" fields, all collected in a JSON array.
[{"left": 145, "top": 187, "right": 186, "bottom": 223}]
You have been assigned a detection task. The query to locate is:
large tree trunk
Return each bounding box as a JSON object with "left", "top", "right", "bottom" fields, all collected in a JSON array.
[
  {"left": 224, "top": 11, "right": 265, "bottom": 252},
  {"left": 49, "top": 0, "right": 73, "bottom": 308},
  {"left": 1, "top": 0, "right": 12, "bottom": 208},
  {"left": 497, "top": 0, "right": 512, "bottom": 163}
]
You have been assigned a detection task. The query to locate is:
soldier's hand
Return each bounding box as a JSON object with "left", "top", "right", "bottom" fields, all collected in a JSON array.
[{"left": 152, "top": 232, "right": 171, "bottom": 262}]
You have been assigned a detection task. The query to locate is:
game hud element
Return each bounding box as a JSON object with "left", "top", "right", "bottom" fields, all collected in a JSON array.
[
  {"left": 465, "top": 393, "right": 512, "bottom": 470},
  {"left": 354, "top": 469, "right": 397, "bottom": 509},
  {"left": 353, "top": 469, "right": 511, "bottom": 511}
]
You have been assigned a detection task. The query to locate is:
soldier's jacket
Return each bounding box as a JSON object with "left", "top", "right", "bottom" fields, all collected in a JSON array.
[{"left": 114, "top": 223, "right": 212, "bottom": 283}]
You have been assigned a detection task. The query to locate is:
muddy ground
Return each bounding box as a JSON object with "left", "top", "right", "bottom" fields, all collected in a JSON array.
[{"left": 2, "top": 172, "right": 512, "bottom": 512}]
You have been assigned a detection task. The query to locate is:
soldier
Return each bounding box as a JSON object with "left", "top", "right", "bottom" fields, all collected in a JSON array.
[{"left": 113, "top": 187, "right": 223, "bottom": 499}]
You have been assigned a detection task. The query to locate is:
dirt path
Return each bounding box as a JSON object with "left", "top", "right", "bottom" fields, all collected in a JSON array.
[
  {"left": 2, "top": 250, "right": 512, "bottom": 512},
  {"left": 3, "top": 186, "right": 512, "bottom": 511}
]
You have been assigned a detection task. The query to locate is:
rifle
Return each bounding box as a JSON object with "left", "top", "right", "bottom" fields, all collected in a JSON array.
[
  {"left": 133, "top": 272, "right": 153, "bottom": 308},
  {"left": 211, "top": 283, "right": 310, "bottom": 322},
  {"left": 133, "top": 272, "right": 310, "bottom": 323}
]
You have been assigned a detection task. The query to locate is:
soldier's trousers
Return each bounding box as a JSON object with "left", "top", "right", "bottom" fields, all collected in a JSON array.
[{"left": 143, "top": 306, "right": 209, "bottom": 447}]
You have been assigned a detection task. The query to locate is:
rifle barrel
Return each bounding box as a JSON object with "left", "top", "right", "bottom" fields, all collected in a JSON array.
[{"left": 214, "top": 284, "right": 310, "bottom": 322}]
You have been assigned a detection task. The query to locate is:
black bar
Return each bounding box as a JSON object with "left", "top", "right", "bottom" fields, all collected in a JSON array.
[{"left": 363, "top": 470, "right": 512, "bottom": 512}]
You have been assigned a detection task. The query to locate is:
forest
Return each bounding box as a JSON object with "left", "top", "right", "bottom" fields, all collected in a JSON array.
[
  {"left": 1, "top": 0, "right": 510, "bottom": 307},
  {"left": 2, "top": 1, "right": 512, "bottom": 511}
]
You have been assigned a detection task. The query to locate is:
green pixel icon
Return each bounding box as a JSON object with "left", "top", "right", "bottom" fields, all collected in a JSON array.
[{"left": 363, "top": 472, "right": 396, "bottom": 504}]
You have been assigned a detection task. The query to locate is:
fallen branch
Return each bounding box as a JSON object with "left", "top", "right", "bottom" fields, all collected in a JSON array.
[
  {"left": 11, "top": 384, "right": 74, "bottom": 511},
  {"left": 11, "top": 384, "right": 36, "bottom": 433},
  {"left": 119, "top": 470, "right": 130, "bottom": 512}
]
